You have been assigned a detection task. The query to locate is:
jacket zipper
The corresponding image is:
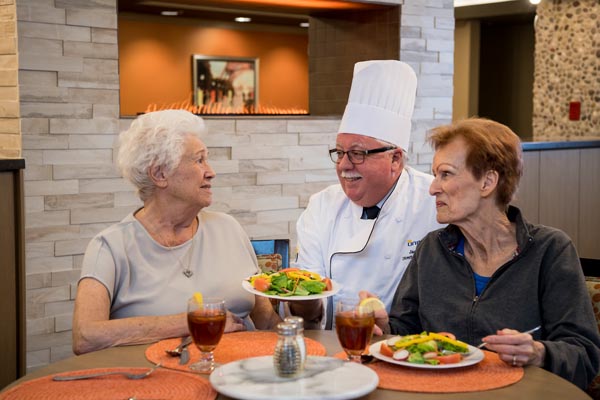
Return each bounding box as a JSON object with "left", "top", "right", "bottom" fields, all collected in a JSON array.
[{"left": 449, "top": 235, "right": 534, "bottom": 344}]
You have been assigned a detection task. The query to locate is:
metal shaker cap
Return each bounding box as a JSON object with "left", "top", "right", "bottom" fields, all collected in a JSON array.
[{"left": 276, "top": 322, "right": 296, "bottom": 336}]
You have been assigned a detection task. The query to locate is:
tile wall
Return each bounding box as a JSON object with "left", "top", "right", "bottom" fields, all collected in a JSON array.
[{"left": 0, "top": 0, "right": 20, "bottom": 158}]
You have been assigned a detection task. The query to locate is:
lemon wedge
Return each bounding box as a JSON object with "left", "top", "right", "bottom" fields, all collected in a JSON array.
[
  {"left": 359, "top": 297, "right": 385, "bottom": 313},
  {"left": 193, "top": 291, "right": 203, "bottom": 305}
]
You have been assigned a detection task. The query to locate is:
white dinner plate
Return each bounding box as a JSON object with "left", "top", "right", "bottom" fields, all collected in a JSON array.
[
  {"left": 210, "top": 355, "right": 378, "bottom": 400},
  {"left": 242, "top": 278, "right": 341, "bottom": 301},
  {"left": 369, "top": 340, "right": 484, "bottom": 369}
]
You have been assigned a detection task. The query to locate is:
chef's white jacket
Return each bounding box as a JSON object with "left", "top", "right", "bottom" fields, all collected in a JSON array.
[{"left": 295, "top": 166, "right": 444, "bottom": 326}]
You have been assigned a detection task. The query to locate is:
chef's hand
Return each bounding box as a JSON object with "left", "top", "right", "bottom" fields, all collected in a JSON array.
[
  {"left": 288, "top": 299, "right": 324, "bottom": 330},
  {"left": 482, "top": 328, "right": 545, "bottom": 367},
  {"left": 224, "top": 310, "right": 246, "bottom": 333},
  {"left": 358, "top": 290, "right": 389, "bottom": 336}
]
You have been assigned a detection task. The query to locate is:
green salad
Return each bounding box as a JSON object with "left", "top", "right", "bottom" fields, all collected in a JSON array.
[{"left": 249, "top": 268, "right": 332, "bottom": 297}]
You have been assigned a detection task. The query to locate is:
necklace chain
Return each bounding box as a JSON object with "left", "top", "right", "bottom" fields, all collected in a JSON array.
[{"left": 139, "top": 209, "right": 196, "bottom": 278}]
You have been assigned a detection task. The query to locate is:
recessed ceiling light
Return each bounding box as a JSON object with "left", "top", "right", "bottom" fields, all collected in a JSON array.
[
  {"left": 161, "top": 10, "right": 180, "bottom": 16},
  {"left": 235, "top": 17, "right": 252, "bottom": 23},
  {"left": 529, "top": 0, "right": 541, "bottom": 4},
  {"left": 300, "top": 22, "right": 309, "bottom": 28}
]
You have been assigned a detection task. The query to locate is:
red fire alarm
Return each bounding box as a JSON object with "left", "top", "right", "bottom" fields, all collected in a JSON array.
[{"left": 569, "top": 101, "right": 581, "bottom": 121}]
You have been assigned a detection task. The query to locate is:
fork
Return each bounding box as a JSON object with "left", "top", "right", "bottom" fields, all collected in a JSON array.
[
  {"left": 468, "top": 325, "right": 542, "bottom": 349},
  {"left": 476, "top": 325, "right": 542, "bottom": 350},
  {"left": 52, "top": 363, "right": 161, "bottom": 381}
]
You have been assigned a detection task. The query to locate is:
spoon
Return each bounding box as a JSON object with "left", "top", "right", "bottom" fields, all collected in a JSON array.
[{"left": 165, "top": 336, "right": 192, "bottom": 357}]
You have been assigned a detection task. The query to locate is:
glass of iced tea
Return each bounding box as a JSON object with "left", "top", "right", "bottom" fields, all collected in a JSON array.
[
  {"left": 187, "top": 297, "right": 226, "bottom": 373},
  {"left": 335, "top": 298, "right": 375, "bottom": 363}
]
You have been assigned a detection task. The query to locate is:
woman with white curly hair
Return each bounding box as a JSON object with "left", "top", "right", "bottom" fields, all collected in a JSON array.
[{"left": 72, "top": 109, "right": 280, "bottom": 355}]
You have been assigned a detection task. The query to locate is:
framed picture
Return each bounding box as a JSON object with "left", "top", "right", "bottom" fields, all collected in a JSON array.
[{"left": 192, "top": 55, "right": 259, "bottom": 114}]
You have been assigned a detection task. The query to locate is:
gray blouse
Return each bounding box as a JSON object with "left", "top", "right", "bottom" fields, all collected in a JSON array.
[{"left": 80, "top": 210, "right": 258, "bottom": 323}]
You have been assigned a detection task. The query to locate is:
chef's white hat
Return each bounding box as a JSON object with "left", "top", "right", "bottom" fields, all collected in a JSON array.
[{"left": 338, "top": 60, "right": 417, "bottom": 150}]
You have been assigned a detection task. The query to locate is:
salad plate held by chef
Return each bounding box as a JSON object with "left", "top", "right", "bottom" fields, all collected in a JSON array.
[{"left": 244, "top": 268, "right": 341, "bottom": 300}]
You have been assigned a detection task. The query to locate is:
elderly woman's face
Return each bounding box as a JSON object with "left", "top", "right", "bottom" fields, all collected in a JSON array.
[
  {"left": 429, "top": 137, "right": 486, "bottom": 225},
  {"left": 167, "top": 135, "right": 215, "bottom": 209}
]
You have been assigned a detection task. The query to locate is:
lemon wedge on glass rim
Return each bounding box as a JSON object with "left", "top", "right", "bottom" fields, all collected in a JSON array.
[
  {"left": 193, "top": 291, "right": 203, "bottom": 305},
  {"left": 358, "top": 297, "right": 385, "bottom": 313}
]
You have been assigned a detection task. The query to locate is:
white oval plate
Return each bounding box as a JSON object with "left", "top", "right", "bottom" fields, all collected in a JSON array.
[
  {"left": 242, "top": 278, "right": 341, "bottom": 301},
  {"left": 369, "top": 339, "right": 484, "bottom": 369},
  {"left": 210, "top": 356, "right": 378, "bottom": 400}
]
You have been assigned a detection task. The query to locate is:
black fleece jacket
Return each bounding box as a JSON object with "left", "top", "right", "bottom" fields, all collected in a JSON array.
[{"left": 389, "top": 206, "right": 600, "bottom": 389}]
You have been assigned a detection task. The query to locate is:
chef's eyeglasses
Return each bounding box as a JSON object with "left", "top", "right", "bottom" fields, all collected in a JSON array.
[{"left": 328, "top": 146, "right": 396, "bottom": 164}]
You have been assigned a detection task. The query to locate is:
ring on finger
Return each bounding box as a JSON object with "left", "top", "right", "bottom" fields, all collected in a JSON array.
[{"left": 511, "top": 354, "right": 517, "bottom": 366}]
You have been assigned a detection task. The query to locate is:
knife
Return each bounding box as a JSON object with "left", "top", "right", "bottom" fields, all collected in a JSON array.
[{"left": 179, "top": 344, "right": 190, "bottom": 365}]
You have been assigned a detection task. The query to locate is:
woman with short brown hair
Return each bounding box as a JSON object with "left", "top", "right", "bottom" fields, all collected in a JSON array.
[{"left": 369, "top": 118, "right": 600, "bottom": 389}]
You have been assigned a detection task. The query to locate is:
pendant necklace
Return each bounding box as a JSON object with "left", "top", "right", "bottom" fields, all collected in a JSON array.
[
  {"left": 168, "top": 222, "right": 196, "bottom": 278},
  {"left": 146, "top": 213, "right": 197, "bottom": 278}
]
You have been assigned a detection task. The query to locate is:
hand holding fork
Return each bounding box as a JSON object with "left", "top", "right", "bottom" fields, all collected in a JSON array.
[{"left": 478, "top": 325, "right": 541, "bottom": 350}]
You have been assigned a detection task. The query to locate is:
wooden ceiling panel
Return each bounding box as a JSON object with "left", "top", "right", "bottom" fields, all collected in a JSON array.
[{"left": 119, "top": 0, "right": 392, "bottom": 25}]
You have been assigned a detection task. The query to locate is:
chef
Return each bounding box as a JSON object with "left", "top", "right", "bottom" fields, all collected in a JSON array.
[{"left": 290, "top": 60, "right": 443, "bottom": 329}]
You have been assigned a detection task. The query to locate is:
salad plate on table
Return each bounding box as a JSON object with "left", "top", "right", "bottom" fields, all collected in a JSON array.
[
  {"left": 242, "top": 269, "right": 341, "bottom": 300},
  {"left": 369, "top": 340, "right": 484, "bottom": 369}
]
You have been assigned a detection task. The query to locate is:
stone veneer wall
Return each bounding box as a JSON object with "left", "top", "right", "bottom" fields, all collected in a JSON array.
[
  {"left": 400, "top": 0, "right": 454, "bottom": 163},
  {"left": 0, "top": 0, "right": 20, "bottom": 158},
  {"left": 533, "top": 0, "right": 599, "bottom": 140},
  {"left": 17, "top": 0, "right": 453, "bottom": 372},
  {"left": 17, "top": 0, "right": 121, "bottom": 371}
]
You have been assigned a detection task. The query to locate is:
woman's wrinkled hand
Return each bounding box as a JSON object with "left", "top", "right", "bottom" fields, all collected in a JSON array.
[
  {"left": 224, "top": 310, "right": 246, "bottom": 333},
  {"left": 481, "top": 328, "right": 545, "bottom": 368},
  {"left": 358, "top": 290, "right": 389, "bottom": 336}
]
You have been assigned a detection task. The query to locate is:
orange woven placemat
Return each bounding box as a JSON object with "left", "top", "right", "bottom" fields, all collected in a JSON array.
[
  {"left": 146, "top": 331, "right": 326, "bottom": 372},
  {"left": 0, "top": 368, "right": 216, "bottom": 400},
  {"left": 334, "top": 350, "right": 524, "bottom": 393}
]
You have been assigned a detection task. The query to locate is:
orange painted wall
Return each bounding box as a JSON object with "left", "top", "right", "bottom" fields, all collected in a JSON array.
[{"left": 118, "top": 18, "right": 309, "bottom": 116}]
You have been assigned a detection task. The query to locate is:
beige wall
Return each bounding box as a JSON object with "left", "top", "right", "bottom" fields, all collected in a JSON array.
[
  {"left": 512, "top": 146, "right": 600, "bottom": 260},
  {"left": 0, "top": 0, "right": 20, "bottom": 158},
  {"left": 533, "top": 0, "right": 599, "bottom": 140},
  {"left": 453, "top": 19, "right": 479, "bottom": 121}
]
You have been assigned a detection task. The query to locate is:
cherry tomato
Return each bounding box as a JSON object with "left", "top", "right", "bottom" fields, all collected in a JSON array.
[
  {"left": 252, "top": 277, "right": 270, "bottom": 292},
  {"left": 380, "top": 342, "right": 394, "bottom": 358},
  {"left": 436, "top": 331, "right": 456, "bottom": 340},
  {"left": 322, "top": 277, "right": 332, "bottom": 291},
  {"left": 433, "top": 353, "right": 462, "bottom": 364}
]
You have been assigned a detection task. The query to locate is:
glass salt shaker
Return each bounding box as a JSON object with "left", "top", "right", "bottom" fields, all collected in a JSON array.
[
  {"left": 284, "top": 316, "right": 306, "bottom": 369},
  {"left": 273, "top": 322, "right": 301, "bottom": 377}
]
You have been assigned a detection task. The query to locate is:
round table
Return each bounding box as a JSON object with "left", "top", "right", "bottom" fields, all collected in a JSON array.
[{"left": 3, "top": 330, "right": 591, "bottom": 399}]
